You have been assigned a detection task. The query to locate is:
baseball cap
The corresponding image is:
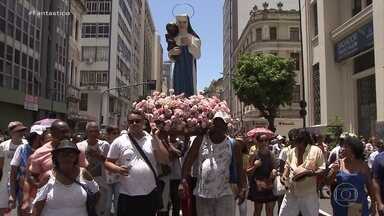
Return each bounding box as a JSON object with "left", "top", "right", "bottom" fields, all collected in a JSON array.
[
  {"left": 213, "top": 111, "right": 231, "bottom": 124},
  {"left": 30, "top": 125, "right": 46, "bottom": 135},
  {"left": 53, "top": 139, "right": 80, "bottom": 154},
  {"left": 8, "top": 121, "right": 27, "bottom": 133}
]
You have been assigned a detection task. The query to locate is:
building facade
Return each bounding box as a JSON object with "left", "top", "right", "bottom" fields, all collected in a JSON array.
[
  {"left": 300, "top": 0, "right": 382, "bottom": 137},
  {"left": 66, "top": 0, "right": 86, "bottom": 129},
  {"left": 78, "top": 0, "right": 160, "bottom": 129},
  {"left": 162, "top": 60, "right": 172, "bottom": 94},
  {"left": 0, "top": 0, "right": 70, "bottom": 129},
  {"left": 226, "top": 3, "right": 303, "bottom": 135}
]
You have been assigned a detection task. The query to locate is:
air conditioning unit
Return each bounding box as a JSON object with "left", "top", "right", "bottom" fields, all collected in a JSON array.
[{"left": 85, "top": 58, "right": 93, "bottom": 64}]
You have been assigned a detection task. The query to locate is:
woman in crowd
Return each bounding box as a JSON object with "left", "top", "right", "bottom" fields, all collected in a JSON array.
[
  {"left": 32, "top": 140, "right": 99, "bottom": 216},
  {"left": 9, "top": 125, "right": 46, "bottom": 214},
  {"left": 326, "top": 136, "right": 375, "bottom": 216},
  {"left": 247, "top": 134, "right": 278, "bottom": 216}
]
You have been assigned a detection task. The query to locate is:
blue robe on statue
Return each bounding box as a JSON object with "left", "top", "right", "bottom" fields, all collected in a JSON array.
[
  {"left": 173, "top": 45, "right": 195, "bottom": 97},
  {"left": 170, "top": 31, "right": 201, "bottom": 97}
]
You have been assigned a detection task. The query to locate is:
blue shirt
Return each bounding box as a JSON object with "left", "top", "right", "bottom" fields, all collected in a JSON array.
[{"left": 373, "top": 152, "right": 384, "bottom": 202}]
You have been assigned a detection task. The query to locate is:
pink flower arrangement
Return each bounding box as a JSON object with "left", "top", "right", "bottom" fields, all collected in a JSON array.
[{"left": 134, "top": 89, "right": 235, "bottom": 133}]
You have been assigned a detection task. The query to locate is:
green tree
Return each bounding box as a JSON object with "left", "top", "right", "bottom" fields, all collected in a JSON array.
[{"left": 232, "top": 53, "right": 296, "bottom": 132}]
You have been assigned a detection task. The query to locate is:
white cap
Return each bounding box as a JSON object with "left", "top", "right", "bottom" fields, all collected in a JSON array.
[
  {"left": 213, "top": 111, "right": 231, "bottom": 124},
  {"left": 30, "top": 125, "right": 46, "bottom": 135},
  {"left": 340, "top": 132, "right": 357, "bottom": 139}
]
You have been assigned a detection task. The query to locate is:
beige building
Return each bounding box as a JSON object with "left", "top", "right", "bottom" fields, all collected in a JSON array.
[
  {"left": 152, "top": 33, "right": 163, "bottom": 92},
  {"left": 67, "top": 0, "right": 86, "bottom": 129},
  {"left": 162, "top": 61, "right": 172, "bottom": 94},
  {"left": 300, "top": 0, "right": 382, "bottom": 137},
  {"left": 78, "top": 0, "right": 161, "bottom": 128},
  {"left": 225, "top": 3, "right": 303, "bottom": 136}
]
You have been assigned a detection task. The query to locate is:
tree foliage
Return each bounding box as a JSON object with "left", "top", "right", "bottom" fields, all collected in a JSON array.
[{"left": 232, "top": 53, "right": 296, "bottom": 131}]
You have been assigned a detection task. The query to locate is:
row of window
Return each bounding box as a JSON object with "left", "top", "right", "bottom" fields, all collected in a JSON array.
[
  {"left": 81, "top": 23, "right": 109, "bottom": 38},
  {"left": 117, "top": 55, "right": 130, "bottom": 80},
  {"left": 116, "top": 78, "right": 129, "bottom": 98},
  {"left": 0, "top": 42, "right": 39, "bottom": 72},
  {"left": 118, "top": 13, "right": 132, "bottom": 46},
  {"left": 81, "top": 46, "right": 109, "bottom": 62},
  {"left": 119, "top": 0, "right": 132, "bottom": 27},
  {"left": 0, "top": 73, "right": 40, "bottom": 95},
  {"left": 117, "top": 36, "right": 131, "bottom": 63},
  {"left": 86, "top": 0, "right": 111, "bottom": 14},
  {"left": 80, "top": 70, "right": 108, "bottom": 86},
  {"left": 0, "top": 58, "right": 40, "bottom": 95}
]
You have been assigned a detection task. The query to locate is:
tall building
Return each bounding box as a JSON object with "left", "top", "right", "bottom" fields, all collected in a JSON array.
[
  {"left": 226, "top": 2, "right": 303, "bottom": 135},
  {"left": 142, "top": 1, "right": 155, "bottom": 96},
  {"left": 66, "top": 0, "right": 86, "bottom": 130},
  {"left": 152, "top": 33, "right": 163, "bottom": 92},
  {"left": 300, "top": 0, "right": 382, "bottom": 137},
  {"left": 79, "top": 0, "right": 161, "bottom": 128},
  {"left": 0, "top": 0, "right": 70, "bottom": 128},
  {"left": 162, "top": 60, "right": 172, "bottom": 94}
]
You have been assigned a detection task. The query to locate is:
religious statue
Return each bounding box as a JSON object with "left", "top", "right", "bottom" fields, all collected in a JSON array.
[{"left": 167, "top": 14, "right": 201, "bottom": 97}]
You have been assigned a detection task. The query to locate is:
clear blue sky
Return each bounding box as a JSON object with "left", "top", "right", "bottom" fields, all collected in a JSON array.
[{"left": 147, "top": 0, "right": 224, "bottom": 91}]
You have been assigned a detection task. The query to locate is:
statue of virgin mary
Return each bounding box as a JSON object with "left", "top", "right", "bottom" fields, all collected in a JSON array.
[{"left": 168, "top": 14, "right": 201, "bottom": 97}]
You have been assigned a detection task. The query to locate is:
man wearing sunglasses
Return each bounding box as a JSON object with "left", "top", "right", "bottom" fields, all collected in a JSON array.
[{"left": 105, "top": 110, "right": 169, "bottom": 216}]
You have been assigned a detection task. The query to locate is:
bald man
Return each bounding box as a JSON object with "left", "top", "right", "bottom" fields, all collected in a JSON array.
[
  {"left": 77, "top": 121, "right": 111, "bottom": 216},
  {"left": 28, "top": 120, "right": 88, "bottom": 187}
]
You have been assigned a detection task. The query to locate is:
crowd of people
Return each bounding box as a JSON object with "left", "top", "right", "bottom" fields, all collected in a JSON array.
[{"left": 0, "top": 111, "right": 383, "bottom": 216}]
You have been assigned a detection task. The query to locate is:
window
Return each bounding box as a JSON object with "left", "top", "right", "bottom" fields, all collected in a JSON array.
[
  {"left": 0, "top": 18, "right": 4, "bottom": 33},
  {"left": 0, "top": 41, "right": 3, "bottom": 58},
  {"left": 82, "top": 23, "right": 97, "bottom": 38},
  {"left": 82, "top": 46, "right": 96, "bottom": 61},
  {"left": 354, "top": 50, "right": 374, "bottom": 74},
  {"left": 290, "top": 27, "right": 300, "bottom": 41},
  {"left": 75, "top": 19, "right": 79, "bottom": 40},
  {"left": 0, "top": 4, "right": 5, "bottom": 18},
  {"left": 269, "top": 27, "right": 277, "bottom": 40},
  {"left": 312, "top": 64, "right": 320, "bottom": 125},
  {"left": 353, "top": 0, "right": 362, "bottom": 16},
  {"left": 118, "top": 36, "right": 131, "bottom": 62},
  {"left": 97, "top": 23, "right": 109, "bottom": 37},
  {"left": 292, "top": 85, "right": 301, "bottom": 103},
  {"left": 80, "top": 93, "right": 88, "bottom": 111},
  {"left": 313, "top": 2, "right": 318, "bottom": 36},
  {"left": 6, "top": 46, "right": 12, "bottom": 61},
  {"left": 118, "top": 14, "right": 132, "bottom": 45},
  {"left": 81, "top": 23, "right": 109, "bottom": 38},
  {"left": 80, "top": 71, "right": 108, "bottom": 86},
  {"left": 14, "top": 49, "right": 20, "bottom": 65},
  {"left": 96, "top": 47, "right": 109, "bottom": 61},
  {"left": 119, "top": 0, "right": 132, "bottom": 26},
  {"left": 290, "top": 52, "right": 300, "bottom": 70},
  {"left": 86, "top": 0, "right": 111, "bottom": 14}
]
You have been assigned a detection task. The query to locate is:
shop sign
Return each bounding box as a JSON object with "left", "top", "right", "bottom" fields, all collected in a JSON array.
[
  {"left": 24, "top": 95, "right": 38, "bottom": 111},
  {"left": 335, "top": 21, "right": 373, "bottom": 62}
]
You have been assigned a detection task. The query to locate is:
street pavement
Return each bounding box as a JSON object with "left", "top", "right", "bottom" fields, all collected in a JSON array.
[{"left": 235, "top": 198, "right": 332, "bottom": 216}]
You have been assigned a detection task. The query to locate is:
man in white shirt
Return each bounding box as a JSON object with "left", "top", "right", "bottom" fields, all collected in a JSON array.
[
  {"left": 0, "top": 121, "right": 27, "bottom": 214},
  {"left": 105, "top": 110, "right": 169, "bottom": 216},
  {"left": 77, "top": 122, "right": 110, "bottom": 216},
  {"left": 279, "top": 130, "right": 326, "bottom": 216}
]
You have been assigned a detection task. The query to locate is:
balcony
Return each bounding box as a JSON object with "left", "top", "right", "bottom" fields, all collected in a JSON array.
[{"left": 66, "top": 85, "right": 81, "bottom": 102}]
